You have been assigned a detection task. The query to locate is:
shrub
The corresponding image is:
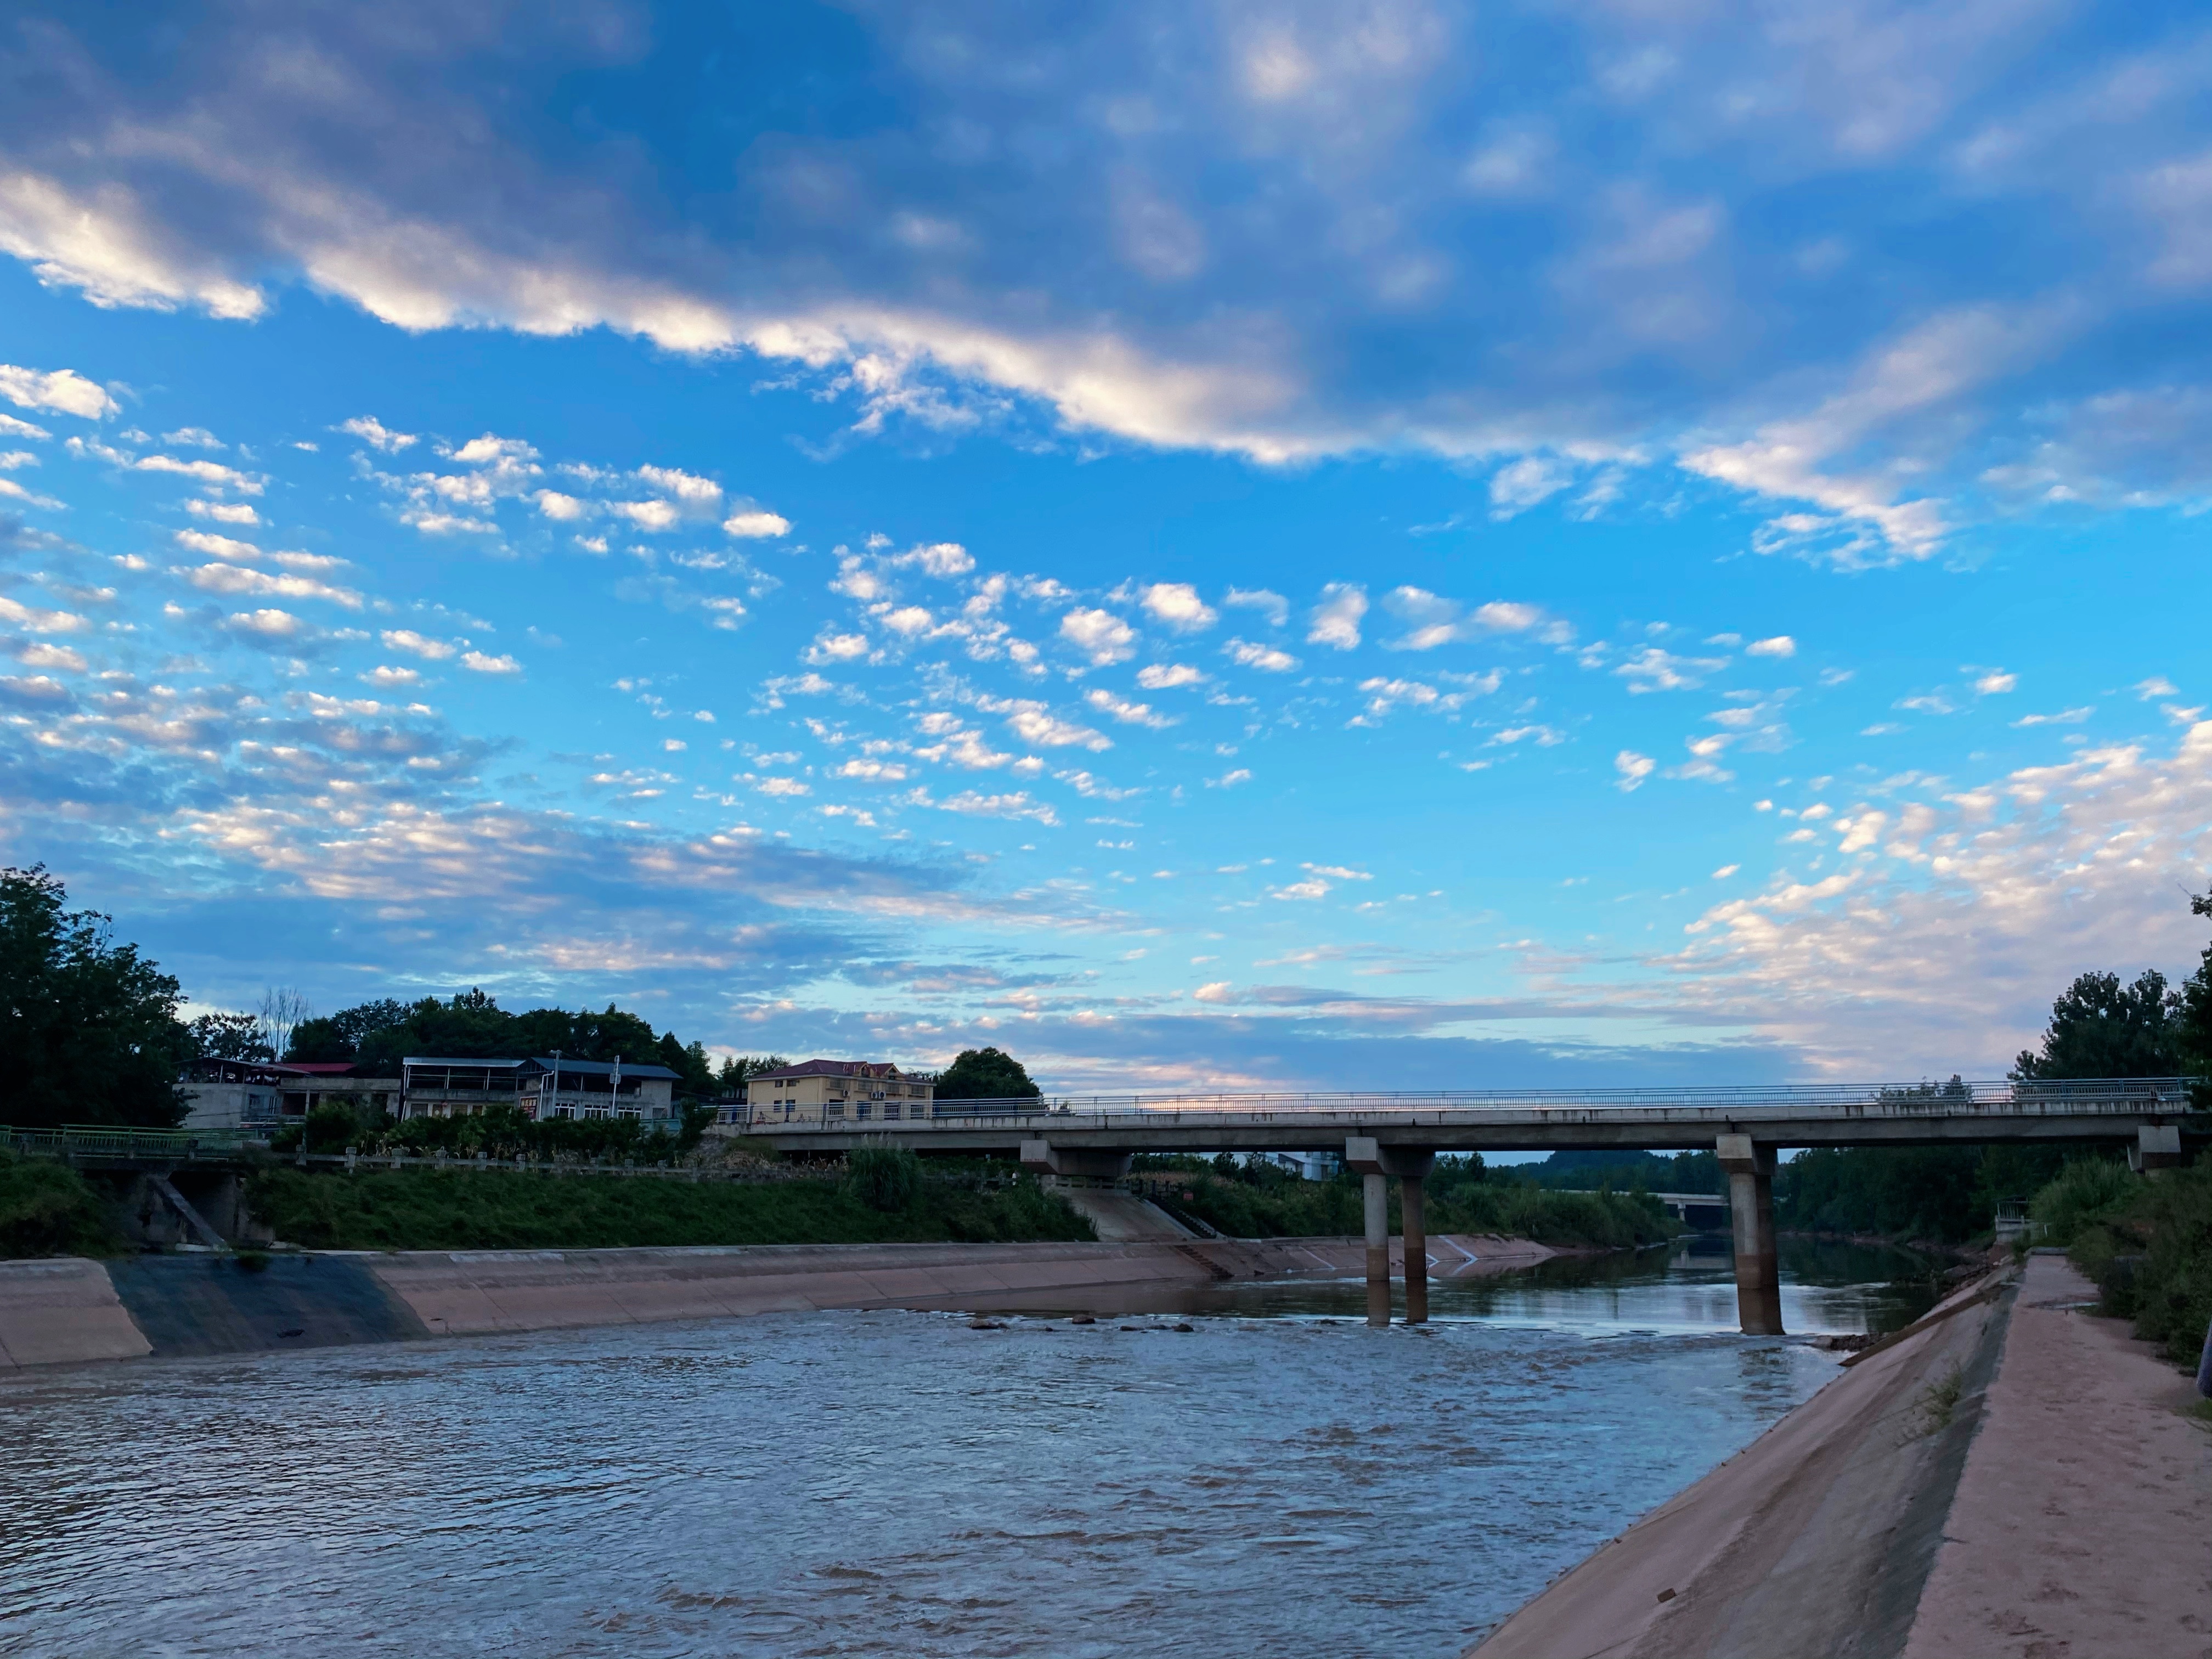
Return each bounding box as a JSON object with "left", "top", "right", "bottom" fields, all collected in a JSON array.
[
  {"left": 0, "top": 1151, "right": 120, "bottom": 1257},
  {"left": 2028, "top": 1158, "right": 2135, "bottom": 1246},
  {"left": 2054, "top": 1154, "right": 2212, "bottom": 1368}
]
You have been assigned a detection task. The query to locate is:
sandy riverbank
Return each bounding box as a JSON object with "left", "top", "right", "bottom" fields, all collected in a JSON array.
[
  {"left": 1470, "top": 1254, "right": 2211, "bottom": 1659},
  {"left": 0, "top": 1229, "right": 1560, "bottom": 1368}
]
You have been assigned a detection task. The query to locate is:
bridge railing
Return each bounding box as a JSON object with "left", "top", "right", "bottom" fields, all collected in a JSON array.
[
  {"left": 746, "top": 1077, "right": 2200, "bottom": 1131},
  {"left": 3, "top": 1124, "right": 267, "bottom": 1162}
]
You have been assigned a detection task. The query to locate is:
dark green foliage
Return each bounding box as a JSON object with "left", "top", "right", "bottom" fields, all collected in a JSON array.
[
  {"left": 244, "top": 1164, "right": 1095, "bottom": 1251},
  {"left": 1136, "top": 1155, "right": 1674, "bottom": 1248},
  {"left": 269, "top": 1100, "right": 713, "bottom": 1161},
  {"left": 1514, "top": 1148, "right": 1725, "bottom": 1194},
  {"left": 845, "top": 1144, "right": 923, "bottom": 1212},
  {"left": 0, "top": 1151, "right": 121, "bottom": 1257},
  {"left": 284, "top": 989, "right": 719, "bottom": 1097},
  {"left": 935, "top": 1046, "right": 1041, "bottom": 1099},
  {"left": 2012, "top": 969, "right": 2181, "bottom": 1079},
  {"left": 1779, "top": 1146, "right": 1987, "bottom": 1241},
  {"left": 2178, "top": 889, "right": 2212, "bottom": 1101},
  {"left": 2062, "top": 1155, "right": 2212, "bottom": 1368},
  {"left": 183, "top": 1012, "right": 270, "bottom": 1061},
  {"left": 0, "top": 865, "right": 188, "bottom": 1130}
]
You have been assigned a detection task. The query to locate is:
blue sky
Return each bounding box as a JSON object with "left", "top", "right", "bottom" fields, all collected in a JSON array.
[{"left": 0, "top": 1, "right": 2207, "bottom": 1090}]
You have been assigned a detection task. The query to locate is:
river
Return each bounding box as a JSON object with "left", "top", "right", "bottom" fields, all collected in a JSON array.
[{"left": 0, "top": 1239, "right": 1938, "bottom": 1658}]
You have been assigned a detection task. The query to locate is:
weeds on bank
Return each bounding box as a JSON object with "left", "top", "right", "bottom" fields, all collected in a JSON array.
[{"left": 1903, "top": 1363, "right": 1966, "bottom": 1442}]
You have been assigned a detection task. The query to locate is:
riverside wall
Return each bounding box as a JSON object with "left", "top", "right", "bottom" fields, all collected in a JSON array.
[{"left": 0, "top": 1231, "right": 1556, "bottom": 1368}]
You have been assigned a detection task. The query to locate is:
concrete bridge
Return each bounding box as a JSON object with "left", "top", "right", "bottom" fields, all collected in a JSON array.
[{"left": 743, "top": 1077, "right": 2203, "bottom": 1336}]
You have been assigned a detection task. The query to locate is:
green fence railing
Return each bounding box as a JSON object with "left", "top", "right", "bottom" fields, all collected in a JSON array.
[{"left": 3, "top": 1124, "right": 262, "bottom": 1163}]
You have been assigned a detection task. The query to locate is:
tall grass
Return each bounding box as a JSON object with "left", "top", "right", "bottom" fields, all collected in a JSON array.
[{"left": 245, "top": 1164, "right": 1095, "bottom": 1252}]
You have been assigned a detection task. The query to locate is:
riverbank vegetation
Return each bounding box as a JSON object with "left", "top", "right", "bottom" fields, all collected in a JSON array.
[
  {"left": 1131, "top": 1154, "right": 1677, "bottom": 1249},
  {"left": 0, "top": 1151, "right": 120, "bottom": 1257},
  {"left": 243, "top": 1157, "right": 1094, "bottom": 1252},
  {"left": 2033, "top": 1155, "right": 2212, "bottom": 1368}
]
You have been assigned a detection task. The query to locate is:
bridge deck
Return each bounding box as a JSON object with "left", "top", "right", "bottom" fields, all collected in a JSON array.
[{"left": 744, "top": 1079, "right": 2202, "bottom": 1155}]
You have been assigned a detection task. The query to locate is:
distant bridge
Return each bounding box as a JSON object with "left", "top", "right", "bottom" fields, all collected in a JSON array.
[{"left": 744, "top": 1077, "right": 2203, "bottom": 1336}]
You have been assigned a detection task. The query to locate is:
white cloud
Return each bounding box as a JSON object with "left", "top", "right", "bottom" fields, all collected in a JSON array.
[
  {"left": 1270, "top": 877, "right": 1330, "bottom": 900},
  {"left": 1224, "top": 588, "right": 1289, "bottom": 627},
  {"left": 174, "top": 529, "right": 261, "bottom": 561},
  {"left": 0, "top": 412, "right": 49, "bottom": 439},
  {"left": 184, "top": 499, "right": 259, "bottom": 525},
  {"left": 983, "top": 696, "right": 1111, "bottom": 751},
  {"left": 1206, "top": 768, "right": 1253, "bottom": 788},
  {"left": 1139, "top": 582, "right": 1217, "bottom": 630},
  {"left": 1615, "top": 749, "right": 1656, "bottom": 791},
  {"left": 754, "top": 776, "right": 812, "bottom": 797},
  {"left": 0, "top": 173, "right": 264, "bottom": 320},
  {"left": 2012, "top": 706, "right": 2094, "bottom": 727},
  {"left": 2134, "top": 677, "right": 2179, "bottom": 699},
  {"left": 380, "top": 629, "right": 458, "bottom": 661},
  {"left": 808, "top": 631, "right": 873, "bottom": 663},
  {"left": 461, "top": 650, "right": 522, "bottom": 675},
  {"left": 1059, "top": 607, "right": 1137, "bottom": 665},
  {"left": 610, "top": 499, "right": 681, "bottom": 532},
  {"left": 895, "top": 541, "right": 974, "bottom": 577},
  {"left": 221, "top": 608, "right": 304, "bottom": 640},
  {"left": 909, "top": 786, "right": 1059, "bottom": 825},
  {"left": 723, "top": 509, "right": 792, "bottom": 538},
  {"left": 1745, "top": 635, "right": 1797, "bottom": 658},
  {"left": 635, "top": 464, "right": 721, "bottom": 506},
  {"left": 832, "top": 758, "right": 910, "bottom": 781},
  {"left": 1615, "top": 647, "right": 1726, "bottom": 693},
  {"left": 533, "top": 489, "right": 590, "bottom": 521},
  {"left": 1136, "top": 663, "right": 1205, "bottom": 690},
  {"left": 1193, "top": 981, "right": 1235, "bottom": 1003},
  {"left": 161, "top": 426, "right": 222, "bottom": 449},
  {"left": 1307, "top": 582, "right": 1367, "bottom": 650},
  {"left": 1224, "top": 637, "right": 1299, "bottom": 673},
  {"left": 362, "top": 665, "right": 421, "bottom": 687},
  {"left": 1488, "top": 454, "right": 1571, "bottom": 515},
  {"left": 182, "top": 563, "right": 363, "bottom": 610},
  {"left": 1085, "top": 687, "right": 1174, "bottom": 728},
  {"left": 1380, "top": 586, "right": 1554, "bottom": 650},
  {"left": 1712, "top": 864, "right": 1740, "bottom": 878},
  {"left": 0, "top": 595, "right": 87, "bottom": 634},
  {"left": 338, "top": 416, "right": 417, "bottom": 453},
  {"left": 1974, "top": 670, "right": 2018, "bottom": 695}
]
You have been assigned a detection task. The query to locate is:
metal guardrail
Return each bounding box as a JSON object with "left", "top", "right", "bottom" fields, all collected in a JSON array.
[{"left": 753, "top": 1078, "right": 2202, "bottom": 1132}]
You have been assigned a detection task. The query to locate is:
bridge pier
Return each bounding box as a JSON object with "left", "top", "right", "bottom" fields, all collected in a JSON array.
[
  {"left": 1345, "top": 1138, "right": 1435, "bottom": 1326},
  {"left": 2132, "top": 1124, "right": 2182, "bottom": 1172},
  {"left": 1716, "top": 1134, "right": 1783, "bottom": 1336},
  {"left": 1362, "top": 1172, "right": 1390, "bottom": 1327}
]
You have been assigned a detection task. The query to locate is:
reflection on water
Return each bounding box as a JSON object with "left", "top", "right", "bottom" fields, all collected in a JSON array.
[{"left": 0, "top": 1241, "right": 1930, "bottom": 1659}]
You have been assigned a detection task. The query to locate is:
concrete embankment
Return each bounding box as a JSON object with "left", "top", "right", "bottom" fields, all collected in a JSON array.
[
  {"left": 0, "top": 1230, "right": 1556, "bottom": 1368},
  {"left": 1470, "top": 1253, "right": 2212, "bottom": 1659}
]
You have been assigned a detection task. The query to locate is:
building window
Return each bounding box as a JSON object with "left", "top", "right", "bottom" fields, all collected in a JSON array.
[{"left": 882, "top": 1104, "right": 900, "bottom": 1121}]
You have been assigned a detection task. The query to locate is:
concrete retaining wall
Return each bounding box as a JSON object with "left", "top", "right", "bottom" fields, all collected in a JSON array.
[{"left": 0, "top": 1231, "right": 1561, "bottom": 1370}]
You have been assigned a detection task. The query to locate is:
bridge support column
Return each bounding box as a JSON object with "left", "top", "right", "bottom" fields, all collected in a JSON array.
[
  {"left": 1716, "top": 1134, "right": 1783, "bottom": 1336},
  {"left": 1401, "top": 1170, "right": 1428, "bottom": 1325},
  {"left": 1345, "top": 1138, "right": 1435, "bottom": 1326},
  {"left": 1362, "top": 1172, "right": 1390, "bottom": 1327}
]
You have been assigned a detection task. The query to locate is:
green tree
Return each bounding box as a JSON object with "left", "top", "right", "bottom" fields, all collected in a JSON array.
[
  {"left": 2176, "top": 888, "right": 2212, "bottom": 1098},
  {"left": 936, "top": 1046, "right": 1042, "bottom": 1099},
  {"left": 2012, "top": 969, "right": 2181, "bottom": 1079},
  {"left": 0, "top": 865, "right": 188, "bottom": 1129},
  {"left": 286, "top": 998, "right": 409, "bottom": 1062},
  {"left": 185, "top": 1011, "right": 272, "bottom": 1061}
]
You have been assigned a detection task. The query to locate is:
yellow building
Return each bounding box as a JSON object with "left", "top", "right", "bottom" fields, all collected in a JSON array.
[{"left": 743, "top": 1059, "right": 933, "bottom": 1126}]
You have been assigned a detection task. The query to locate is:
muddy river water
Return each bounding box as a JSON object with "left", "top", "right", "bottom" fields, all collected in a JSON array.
[{"left": 0, "top": 1239, "right": 1937, "bottom": 1658}]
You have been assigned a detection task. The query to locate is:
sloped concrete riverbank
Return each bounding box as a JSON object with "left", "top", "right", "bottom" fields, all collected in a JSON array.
[
  {"left": 0, "top": 1232, "right": 1560, "bottom": 1366},
  {"left": 1469, "top": 1254, "right": 2211, "bottom": 1659}
]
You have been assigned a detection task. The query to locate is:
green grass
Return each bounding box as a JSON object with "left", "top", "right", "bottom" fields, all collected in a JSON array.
[
  {"left": 0, "top": 1151, "right": 122, "bottom": 1257},
  {"left": 244, "top": 1165, "right": 1096, "bottom": 1251}
]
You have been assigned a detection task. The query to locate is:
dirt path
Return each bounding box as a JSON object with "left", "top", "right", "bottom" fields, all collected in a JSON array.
[{"left": 1900, "top": 1253, "right": 2211, "bottom": 1659}]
